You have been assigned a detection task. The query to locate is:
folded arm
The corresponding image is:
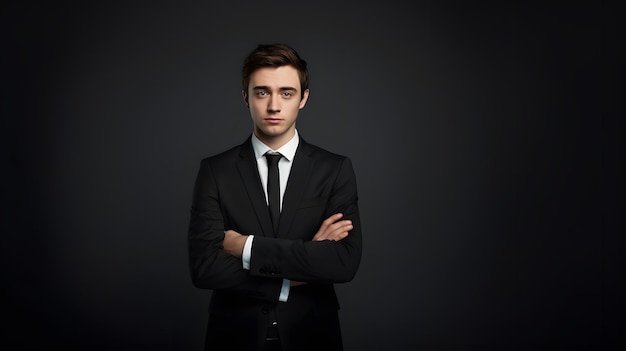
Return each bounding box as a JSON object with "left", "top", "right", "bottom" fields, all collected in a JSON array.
[
  {"left": 245, "top": 157, "right": 362, "bottom": 284},
  {"left": 223, "top": 212, "right": 355, "bottom": 285},
  {"left": 188, "top": 159, "right": 283, "bottom": 301}
]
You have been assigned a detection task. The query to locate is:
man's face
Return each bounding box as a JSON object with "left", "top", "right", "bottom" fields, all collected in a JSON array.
[{"left": 244, "top": 65, "right": 309, "bottom": 148}]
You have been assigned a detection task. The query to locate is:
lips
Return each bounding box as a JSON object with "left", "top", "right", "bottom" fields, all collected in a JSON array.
[{"left": 265, "top": 118, "right": 282, "bottom": 124}]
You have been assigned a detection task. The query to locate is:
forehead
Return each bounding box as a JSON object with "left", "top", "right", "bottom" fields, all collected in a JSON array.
[{"left": 249, "top": 65, "right": 300, "bottom": 90}]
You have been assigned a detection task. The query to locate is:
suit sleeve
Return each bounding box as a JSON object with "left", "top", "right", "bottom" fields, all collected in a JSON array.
[
  {"left": 188, "top": 159, "right": 282, "bottom": 301},
  {"left": 249, "top": 157, "right": 362, "bottom": 284}
]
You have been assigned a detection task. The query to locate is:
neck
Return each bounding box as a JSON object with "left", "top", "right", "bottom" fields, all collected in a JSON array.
[{"left": 255, "top": 129, "right": 295, "bottom": 150}]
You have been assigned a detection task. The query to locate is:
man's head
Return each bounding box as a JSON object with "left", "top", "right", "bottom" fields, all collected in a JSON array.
[
  {"left": 241, "top": 43, "right": 309, "bottom": 102},
  {"left": 241, "top": 44, "right": 310, "bottom": 149}
]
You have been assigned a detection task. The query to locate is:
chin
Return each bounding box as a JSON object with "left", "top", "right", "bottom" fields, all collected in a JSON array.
[{"left": 261, "top": 126, "right": 286, "bottom": 136}]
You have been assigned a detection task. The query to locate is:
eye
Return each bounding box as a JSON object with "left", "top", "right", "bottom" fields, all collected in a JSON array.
[
  {"left": 255, "top": 91, "right": 267, "bottom": 97},
  {"left": 282, "top": 91, "right": 293, "bottom": 98}
]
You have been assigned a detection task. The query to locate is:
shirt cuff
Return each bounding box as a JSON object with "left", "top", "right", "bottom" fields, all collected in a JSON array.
[
  {"left": 242, "top": 235, "right": 253, "bottom": 270},
  {"left": 279, "top": 279, "right": 291, "bottom": 302}
]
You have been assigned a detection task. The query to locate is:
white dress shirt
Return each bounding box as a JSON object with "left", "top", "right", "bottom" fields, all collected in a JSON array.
[{"left": 241, "top": 129, "right": 300, "bottom": 302}]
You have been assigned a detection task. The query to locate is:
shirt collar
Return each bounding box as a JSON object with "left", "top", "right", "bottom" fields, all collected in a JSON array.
[{"left": 251, "top": 129, "right": 300, "bottom": 162}]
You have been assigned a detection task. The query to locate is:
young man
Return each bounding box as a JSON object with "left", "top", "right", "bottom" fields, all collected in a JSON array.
[{"left": 188, "top": 43, "right": 362, "bottom": 351}]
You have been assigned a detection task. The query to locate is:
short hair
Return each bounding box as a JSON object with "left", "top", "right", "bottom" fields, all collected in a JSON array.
[{"left": 241, "top": 43, "right": 309, "bottom": 100}]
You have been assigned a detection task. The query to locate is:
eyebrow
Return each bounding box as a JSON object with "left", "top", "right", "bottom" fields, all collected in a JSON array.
[{"left": 252, "top": 86, "right": 297, "bottom": 91}]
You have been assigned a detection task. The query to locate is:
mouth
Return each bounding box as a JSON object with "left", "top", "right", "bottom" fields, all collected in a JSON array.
[{"left": 264, "top": 118, "right": 282, "bottom": 124}]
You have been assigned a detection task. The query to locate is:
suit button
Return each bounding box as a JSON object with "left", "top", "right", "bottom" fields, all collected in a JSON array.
[{"left": 262, "top": 306, "right": 269, "bottom": 314}]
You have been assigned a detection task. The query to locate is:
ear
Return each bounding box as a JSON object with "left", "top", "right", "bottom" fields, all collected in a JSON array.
[
  {"left": 298, "top": 89, "right": 310, "bottom": 109},
  {"left": 242, "top": 90, "right": 249, "bottom": 108}
]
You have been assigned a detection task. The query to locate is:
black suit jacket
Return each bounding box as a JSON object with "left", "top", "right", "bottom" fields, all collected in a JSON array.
[{"left": 188, "top": 136, "right": 362, "bottom": 350}]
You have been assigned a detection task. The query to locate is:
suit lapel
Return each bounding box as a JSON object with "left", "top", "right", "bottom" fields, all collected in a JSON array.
[
  {"left": 278, "top": 140, "right": 314, "bottom": 238},
  {"left": 236, "top": 138, "right": 274, "bottom": 237}
]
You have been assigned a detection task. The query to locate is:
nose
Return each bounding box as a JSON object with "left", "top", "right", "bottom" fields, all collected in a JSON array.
[{"left": 267, "top": 95, "right": 280, "bottom": 113}]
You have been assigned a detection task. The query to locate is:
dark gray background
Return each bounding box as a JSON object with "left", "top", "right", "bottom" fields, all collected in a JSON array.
[{"left": 3, "top": 1, "right": 622, "bottom": 350}]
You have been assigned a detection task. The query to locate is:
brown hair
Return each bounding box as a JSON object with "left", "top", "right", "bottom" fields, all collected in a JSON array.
[{"left": 241, "top": 43, "right": 309, "bottom": 100}]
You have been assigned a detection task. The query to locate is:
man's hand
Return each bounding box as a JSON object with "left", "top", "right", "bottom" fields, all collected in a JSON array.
[
  {"left": 223, "top": 230, "right": 248, "bottom": 258},
  {"left": 291, "top": 214, "right": 352, "bottom": 287},
  {"left": 312, "top": 213, "right": 353, "bottom": 242}
]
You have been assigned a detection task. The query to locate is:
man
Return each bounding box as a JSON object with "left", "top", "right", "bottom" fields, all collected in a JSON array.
[{"left": 188, "top": 43, "right": 362, "bottom": 351}]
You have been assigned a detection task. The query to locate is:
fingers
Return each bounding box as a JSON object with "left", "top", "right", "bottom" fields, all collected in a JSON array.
[
  {"left": 313, "top": 213, "right": 353, "bottom": 241},
  {"left": 322, "top": 213, "right": 344, "bottom": 226},
  {"left": 327, "top": 220, "right": 352, "bottom": 241}
]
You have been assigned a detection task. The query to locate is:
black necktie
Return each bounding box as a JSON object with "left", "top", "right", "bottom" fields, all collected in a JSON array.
[{"left": 265, "top": 153, "right": 282, "bottom": 235}]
